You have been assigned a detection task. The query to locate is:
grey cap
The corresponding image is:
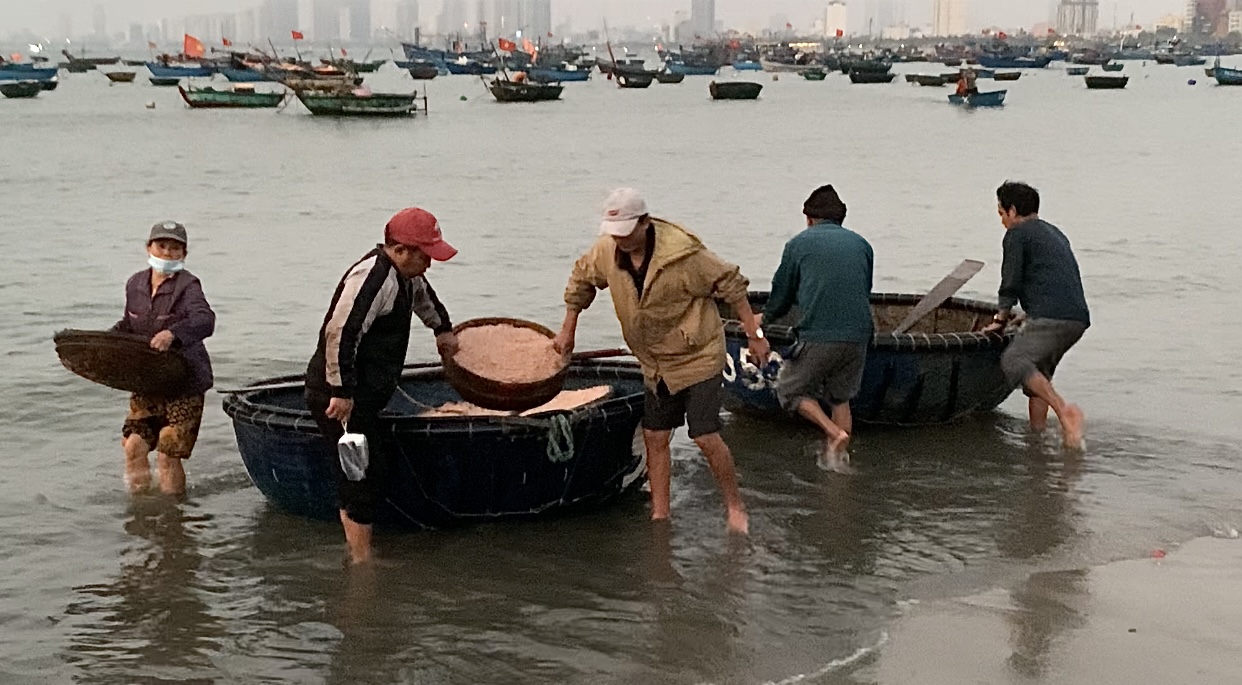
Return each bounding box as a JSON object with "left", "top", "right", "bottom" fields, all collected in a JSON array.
[{"left": 148, "top": 221, "right": 187, "bottom": 246}]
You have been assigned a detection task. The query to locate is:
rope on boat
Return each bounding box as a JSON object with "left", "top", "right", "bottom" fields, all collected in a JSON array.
[{"left": 545, "top": 414, "right": 575, "bottom": 463}]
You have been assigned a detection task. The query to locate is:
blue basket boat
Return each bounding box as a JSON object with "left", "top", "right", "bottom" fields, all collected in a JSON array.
[
  {"left": 222, "top": 360, "right": 648, "bottom": 528},
  {"left": 146, "top": 62, "right": 214, "bottom": 79},
  {"left": 720, "top": 293, "right": 1017, "bottom": 426},
  {"left": 948, "top": 89, "right": 1007, "bottom": 107}
]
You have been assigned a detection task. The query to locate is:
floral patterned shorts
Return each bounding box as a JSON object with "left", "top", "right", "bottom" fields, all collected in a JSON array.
[{"left": 122, "top": 394, "right": 205, "bottom": 459}]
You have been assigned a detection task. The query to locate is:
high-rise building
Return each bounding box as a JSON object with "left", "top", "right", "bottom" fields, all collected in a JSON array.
[
  {"left": 825, "top": 1, "right": 848, "bottom": 37},
  {"left": 440, "top": 0, "right": 471, "bottom": 35},
  {"left": 932, "top": 0, "right": 968, "bottom": 36},
  {"left": 492, "top": 0, "right": 519, "bottom": 37},
  {"left": 864, "top": 0, "right": 895, "bottom": 35},
  {"left": 313, "top": 0, "right": 342, "bottom": 40},
  {"left": 1188, "top": 0, "right": 1230, "bottom": 35},
  {"left": 261, "top": 0, "right": 300, "bottom": 39},
  {"left": 348, "top": 0, "right": 371, "bottom": 40},
  {"left": 691, "top": 0, "right": 716, "bottom": 38},
  {"left": 1056, "top": 0, "right": 1098, "bottom": 35},
  {"left": 525, "top": 0, "right": 552, "bottom": 39}
]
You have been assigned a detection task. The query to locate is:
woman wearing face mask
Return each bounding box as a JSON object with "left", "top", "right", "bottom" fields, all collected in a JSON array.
[{"left": 111, "top": 221, "right": 216, "bottom": 495}]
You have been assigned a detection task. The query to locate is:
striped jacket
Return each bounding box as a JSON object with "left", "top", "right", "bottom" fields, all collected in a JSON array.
[{"left": 306, "top": 246, "right": 451, "bottom": 402}]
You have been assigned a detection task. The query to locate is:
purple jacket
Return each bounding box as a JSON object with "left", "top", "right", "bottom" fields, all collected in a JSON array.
[{"left": 112, "top": 269, "right": 216, "bottom": 395}]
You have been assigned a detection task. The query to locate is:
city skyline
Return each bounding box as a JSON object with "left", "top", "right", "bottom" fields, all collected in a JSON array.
[{"left": 1, "top": 0, "right": 1212, "bottom": 40}]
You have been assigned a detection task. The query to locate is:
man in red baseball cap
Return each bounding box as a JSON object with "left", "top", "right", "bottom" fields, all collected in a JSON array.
[{"left": 305, "top": 207, "right": 458, "bottom": 564}]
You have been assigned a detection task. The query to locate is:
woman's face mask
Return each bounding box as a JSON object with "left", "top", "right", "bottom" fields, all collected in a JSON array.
[
  {"left": 147, "top": 238, "right": 186, "bottom": 274},
  {"left": 148, "top": 255, "right": 185, "bottom": 274}
]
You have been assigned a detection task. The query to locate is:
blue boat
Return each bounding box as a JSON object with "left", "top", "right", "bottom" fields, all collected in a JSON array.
[
  {"left": 218, "top": 68, "right": 269, "bottom": 83},
  {"left": 1213, "top": 66, "right": 1242, "bottom": 85},
  {"left": 443, "top": 60, "right": 497, "bottom": 75},
  {"left": 975, "top": 55, "right": 1051, "bottom": 69},
  {"left": 222, "top": 360, "right": 648, "bottom": 528},
  {"left": 732, "top": 60, "right": 763, "bottom": 71},
  {"left": 666, "top": 61, "right": 719, "bottom": 76},
  {"left": 721, "top": 293, "right": 1017, "bottom": 426},
  {"left": 0, "top": 65, "right": 59, "bottom": 82},
  {"left": 527, "top": 66, "right": 591, "bottom": 83},
  {"left": 146, "top": 62, "right": 214, "bottom": 78},
  {"left": 949, "top": 89, "right": 1007, "bottom": 107}
]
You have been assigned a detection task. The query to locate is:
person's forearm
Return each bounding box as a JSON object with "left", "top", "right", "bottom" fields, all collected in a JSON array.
[
  {"left": 560, "top": 307, "right": 581, "bottom": 335},
  {"left": 731, "top": 297, "right": 761, "bottom": 338}
]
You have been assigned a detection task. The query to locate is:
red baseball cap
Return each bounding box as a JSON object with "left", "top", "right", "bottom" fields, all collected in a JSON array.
[{"left": 385, "top": 208, "right": 458, "bottom": 261}]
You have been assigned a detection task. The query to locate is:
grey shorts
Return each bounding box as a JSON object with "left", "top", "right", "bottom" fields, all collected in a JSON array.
[
  {"left": 1001, "top": 318, "right": 1088, "bottom": 394},
  {"left": 643, "top": 376, "right": 724, "bottom": 439},
  {"left": 776, "top": 341, "right": 867, "bottom": 411}
]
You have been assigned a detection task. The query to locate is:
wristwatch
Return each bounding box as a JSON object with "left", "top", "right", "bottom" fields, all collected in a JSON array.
[{"left": 751, "top": 327, "right": 765, "bottom": 340}]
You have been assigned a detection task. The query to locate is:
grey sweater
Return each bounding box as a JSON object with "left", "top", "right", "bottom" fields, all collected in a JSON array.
[{"left": 999, "top": 218, "right": 1091, "bottom": 326}]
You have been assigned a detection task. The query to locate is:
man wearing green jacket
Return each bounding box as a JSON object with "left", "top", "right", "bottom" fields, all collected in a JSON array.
[{"left": 762, "top": 185, "right": 874, "bottom": 473}]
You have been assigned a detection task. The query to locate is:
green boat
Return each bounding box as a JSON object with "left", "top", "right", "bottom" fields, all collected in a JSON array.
[
  {"left": 801, "top": 68, "right": 827, "bottom": 81},
  {"left": 178, "top": 84, "right": 285, "bottom": 109},
  {"left": 1, "top": 81, "right": 41, "bottom": 98},
  {"left": 296, "top": 89, "right": 418, "bottom": 116}
]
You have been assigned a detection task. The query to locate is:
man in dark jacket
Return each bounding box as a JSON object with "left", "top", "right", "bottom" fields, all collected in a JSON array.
[
  {"left": 763, "top": 185, "right": 874, "bottom": 473},
  {"left": 114, "top": 221, "right": 216, "bottom": 495},
  {"left": 984, "top": 182, "right": 1090, "bottom": 449},
  {"left": 306, "top": 207, "right": 459, "bottom": 564}
]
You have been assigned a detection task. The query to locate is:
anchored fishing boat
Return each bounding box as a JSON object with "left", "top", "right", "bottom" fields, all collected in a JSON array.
[
  {"left": 178, "top": 84, "right": 286, "bottom": 109},
  {"left": 720, "top": 293, "right": 1018, "bottom": 426},
  {"left": 488, "top": 79, "right": 563, "bottom": 102},
  {"left": 222, "top": 360, "right": 648, "bottom": 528},
  {"left": 0, "top": 81, "right": 42, "bottom": 98},
  {"left": 709, "top": 81, "right": 763, "bottom": 100},
  {"left": 296, "top": 88, "right": 419, "bottom": 116},
  {"left": 948, "top": 89, "right": 1007, "bottom": 107},
  {"left": 1085, "top": 75, "right": 1128, "bottom": 89}
]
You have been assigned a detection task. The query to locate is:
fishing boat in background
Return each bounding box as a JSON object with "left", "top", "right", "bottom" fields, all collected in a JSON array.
[
  {"left": 653, "top": 71, "right": 685, "bottom": 84},
  {"left": 0, "top": 64, "right": 60, "bottom": 83},
  {"left": 488, "top": 78, "right": 563, "bottom": 102},
  {"left": 976, "top": 54, "right": 1052, "bottom": 69},
  {"left": 948, "top": 89, "right": 1007, "bottom": 107},
  {"left": 848, "top": 70, "right": 897, "bottom": 84},
  {"left": 720, "top": 293, "right": 1017, "bottom": 426},
  {"left": 1066, "top": 66, "right": 1090, "bottom": 76},
  {"left": 62, "top": 50, "right": 119, "bottom": 66},
  {"left": 223, "top": 360, "right": 648, "bottom": 528},
  {"left": 1212, "top": 60, "right": 1242, "bottom": 85},
  {"left": 405, "top": 62, "right": 440, "bottom": 79},
  {"left": 802, "top": 68, "right": 828, "bottom": 81},
  {"left": 104, "top": 71, "right": 137, "bottom": 83},
  {"left": 732, "top": 59, "right": 762, "bottom": 71},
  {"left": 146, "top": 62, "right": 214, "bottom": 79},
  {"left": 149, "top": 77, "right": 182, "bottom": 87},
  {"left": 527, "top": 64, "right": 591, "bottom": 83},
  {"left": 615, "top": 72, "right": 654, "bottom": 88},
  {"left": 296, "top": 88, "right": 419, "bottom": 116},
  {"left": 709, "top": 80, "right": 762, "bottom": 100},
  {"left": 0, "top": 81, "right": 42, "bottom": 98},
  {"left": 993, "top": 71, "right": 1021, "bottom": 81},
  {"left": 1101, "top": 62, "right": 1125, "bottom": 72},
  {"left": 178, "top": 84, "right": 286, "bottom": 109},
  {"left": 1085, "top": 75, "right": 1129, "bottom": 89},
  {"left": 914, "top": 74, "right": 949, "bottom": 86}
]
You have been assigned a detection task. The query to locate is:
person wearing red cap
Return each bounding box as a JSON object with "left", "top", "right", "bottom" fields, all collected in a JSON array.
[{"left": 305, "top": 207, "right": 458, "bottom": 564}]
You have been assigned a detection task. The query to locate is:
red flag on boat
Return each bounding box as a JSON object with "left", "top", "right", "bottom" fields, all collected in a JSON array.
[
  {"left": 341, "top": 47, "right": 348, "bottom": 56},
  {"left": 147, "top": 41, "right": 157, "bottom": 49},
  {"left": 998, "top": 31, "right": 1008, "bottom": 39},
  {"left": 497, "top": 37, "right": 517, "bottom": 52},
  {"left": 1047, "top": 28, "right": 1057, "bottom": 35},
  {"left": 9, "top": 53, "right": 21, "bottom": 62},
  {"left": 785, "top": 22, "right": 793, "bottom": 29},
  {"left": 291, "top": 30, "right": 304, "bottom": 40},
  {"left": 547, "top": 32, "right": 553, "bottom": 38},
  {"left": 836, "top": 29, "right": 844, "bottom": 37},
  {"left": 222, "top": 37, "right": 233, "bottom": 46},
  {"left": 522, "top": 38, "right": 535, "bottom": 55},
  {"left": 183, "top": 34, "right": 205, "bottom": 58}
]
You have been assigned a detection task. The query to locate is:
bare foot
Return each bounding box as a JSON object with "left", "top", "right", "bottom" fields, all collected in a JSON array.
[
  {"left": 651, "top": 509, "right": 670, "bottom": 522},
  {"left": 1060, "top": 404, "right": 1085, "bottom": 450},
  {"left": 829, "top": 432, "right": 850, "bottom": 455},
  {"left": 124, "top": 471, "right": 151, "bottom": 494},
  {"left": 817, "top": 448, "right": 857, "bottom": 475},
  {"left": 726, "top": 508, "right": 749, "bottom": 535}
]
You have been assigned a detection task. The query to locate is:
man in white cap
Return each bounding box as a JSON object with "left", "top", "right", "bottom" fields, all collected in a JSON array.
[{"left": 554, "top": 188, "right": 769, "bottom": 535}]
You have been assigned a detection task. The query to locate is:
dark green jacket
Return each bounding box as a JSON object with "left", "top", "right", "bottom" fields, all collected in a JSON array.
[{"left": 764, "top": 222, "right": 874, "bottom": 344}]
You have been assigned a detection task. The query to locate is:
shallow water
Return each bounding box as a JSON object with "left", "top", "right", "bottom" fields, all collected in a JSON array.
[{"left": 2, "top": 60, "right": 1240, "bottom": 683}]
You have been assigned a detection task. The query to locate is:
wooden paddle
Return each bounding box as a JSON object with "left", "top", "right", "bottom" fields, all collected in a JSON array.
[
  {"left": 891, "top": 259, "right": 986, "bottom": 335},
  {"left": 216, "top": 348, "right": 633, "bottom": 395}
]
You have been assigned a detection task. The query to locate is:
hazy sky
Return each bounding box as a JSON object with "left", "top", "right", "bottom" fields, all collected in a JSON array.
[{"left": 3, "top": 0, "right": 1183, "bottom": 38}]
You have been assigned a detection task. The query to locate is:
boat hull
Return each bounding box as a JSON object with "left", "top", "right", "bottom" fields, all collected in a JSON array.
[
  {"left": 709, "top": 81, "right": 763, "bottom": 99},
  {"left": 848, "top": 71, "right": 897, "bottom": 84},
  {"left": 146, "top": 63, "right": 214, "bottom": 78},
  {"left": 297, "top": 91, "right": 417, "bottom": 116},
  {"left": 222, "top": 362, "right": 648, "bottom": 528},
  {"left": 1085, "top": 75, "right": 1128, "bottom": 89},
  {"left": 489, "top": 81, "right": 563, "bottom": 102},
  {"left": 732, "top": 61, "right": 763, "bottom": 71},
  {"left": 219, "top": 68, "right": 270, "bottom": 83},
  {"left": 527, "top": 67, "right": 590, "bottom": 82},
  {"left": 179, "top": 86, "right": 285, "bottom": 108},
  {"left": 666, "top": 62, "right": 719, "bottom": 76},
  {"left": 720, "top": 293, "right": 1017, "bottom": 426},
  {"left": 1213, "top": 66, "right": 1242, "bottom": 85},
  {"left": 0, "top": 66, "right": 59, "bottom": 82},
  {"left": 975, "top": 55, "right": 1051, "bottom": 69},
  {"left": 948, "top": 90, "right": 1007, "bottom": 107},
  {"left": 0, "top": 81, "right": 41, "bottom": 98}
]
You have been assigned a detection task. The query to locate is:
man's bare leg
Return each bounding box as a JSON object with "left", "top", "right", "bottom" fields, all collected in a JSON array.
[
  {"left": 1023, "top": 372, "right": 1084, "bottom": 449},
  {"left": 1028, "top": 397, "right": 1051, "bottom": 432},
  {"left": 795, "top": 399, "right": 851, "bottom": 473},
  {"left": 644, "top": 429, "right": 674, "bottom": 521},
  {"left": 122, "top": 434, "right": 151, "bottom": 493},
  {"left": 339, "top": 510, "right": 373, "bottom": 565},
  {"left": 692, "top": 433, "right": 749, "bottom": 535}
]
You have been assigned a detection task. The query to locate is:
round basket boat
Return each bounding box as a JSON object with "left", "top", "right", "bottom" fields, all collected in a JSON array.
[
  {"left": 719, "top": 293, "right": 1019, "bottom": 426},
  {"left": 443, "top": 318, "right": 569, "bottom": 412},
  {"left": 53, "top": 329, "right": 192, "bottom": 396}
]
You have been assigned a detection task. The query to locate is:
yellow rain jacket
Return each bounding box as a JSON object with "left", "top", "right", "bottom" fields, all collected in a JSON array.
[{"left": 564, "top": 219, "right": 750, "bottom": 393}]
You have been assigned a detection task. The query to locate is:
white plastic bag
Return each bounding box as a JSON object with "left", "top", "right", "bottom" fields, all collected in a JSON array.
[{"left": 337, "top": 423, "right": 369, "bottom": 482}]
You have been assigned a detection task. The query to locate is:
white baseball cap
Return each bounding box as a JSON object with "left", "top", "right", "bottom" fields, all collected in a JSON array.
[{"left": 598, "top": 188, "right": 648, "bottom": 237}]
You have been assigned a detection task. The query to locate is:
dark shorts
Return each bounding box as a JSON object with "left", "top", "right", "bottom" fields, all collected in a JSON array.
[
  {"left": 643, "top": 376, "right": 724, "bottom": 439},
  {"left": 306, "top": 390, "right": 389, "bottom": 526},
  {"left": 1001, "top": 318, "right": 1088, "bottom": 395},
  {"left": 776, "top": 341, "right": 867, "bottom": 411},
  {"left": 122, "top": 393, "right": 205, "bottom": 459}
]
